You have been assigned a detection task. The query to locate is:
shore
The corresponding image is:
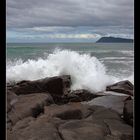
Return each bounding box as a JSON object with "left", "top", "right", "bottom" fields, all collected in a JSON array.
[{"left": 7, "top": 75, "right": 133, "bottom": 140}]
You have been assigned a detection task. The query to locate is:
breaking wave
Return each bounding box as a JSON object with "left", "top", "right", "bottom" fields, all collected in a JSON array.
[{"left": 6, "top": 49, "right": 133, "bottom": 92}]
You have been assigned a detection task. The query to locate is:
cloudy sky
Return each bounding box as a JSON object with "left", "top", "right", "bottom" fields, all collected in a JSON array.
[{"left": 6, "top": 0, "right": 134, "bottom": 42}]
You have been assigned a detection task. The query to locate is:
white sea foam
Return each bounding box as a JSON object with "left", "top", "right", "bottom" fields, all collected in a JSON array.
[
  {"left": 6, "top": 49, "right": 133, "bottom": 92},
  {"left": 121, "top": 74, "right": 134, "bottom": 85},
  {"left": 117, "top": 50, "right": 134, "bottom": 56}
]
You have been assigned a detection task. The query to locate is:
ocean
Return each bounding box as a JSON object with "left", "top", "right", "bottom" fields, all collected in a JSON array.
[{"left": 6, "top": 42, "right": 134, "bottom": 92}]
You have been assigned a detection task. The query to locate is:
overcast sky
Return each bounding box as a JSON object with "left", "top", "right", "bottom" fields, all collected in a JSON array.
[{"left": 6, "top": 0, "right": 134, "bottom": 42}]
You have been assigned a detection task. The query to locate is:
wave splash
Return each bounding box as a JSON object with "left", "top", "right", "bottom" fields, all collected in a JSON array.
[{"left": 6, "top": 49, "right": 133, "bottom": 92}]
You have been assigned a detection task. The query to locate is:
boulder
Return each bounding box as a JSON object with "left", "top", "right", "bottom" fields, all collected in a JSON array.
[
  {"left": 105, "top": 135, "right": 121, "bottom": 140},
  {"left": 106, "top": 80, "right": 134, "bottom": 96},
  {"left": 6, "top": 77, "right": 134, "bottom": 140},
  {"left": 7, "top": 104, "right": 133, "bottom": 140},
  {"left": 84, "top": 95, "right": 129, "bottom": 115},
  {"left": 7, "top": 130, "right": 15, "bottom": 140},
  {"left": 59, "top": 120, "right": 110, "bottom": 140},
  {"left": 48, "top": 89, "right": 98, "bottom": 105},
  {"left": 44, "top": 103, "right": 92, "bottom": 120},
  {"left": 89, "top": 105, "right": 121, "bottom": 120},
  {"left": 58, "top": 106, "right": 133, "bottom": 140},
  {"left": 12, "top": 117, "right": 35, "bottom": 131},
  {"left": 7, "top": 81, "right": 17, "bottom": 90},
  {"left": 9, "top": 120, "right": 62, "bottom": 140},
  {"left": 8, "top": 93, "right": 54, "bottom": 125},
  {"left": 61, "top": 75, "right": 71, "bottom": 95},
  {"left": 7, "top": 90, "right": 18, "bottom": 113},
  {"left": 104, "top": 119, "right": 133, "bottom": 140},
  {"left": 9, "top": 75, "right": 71, "bottom": 97},
  {"left": 97, "top": 91, "right": 131, "bottom": 97},
  {"left": 67, "top": 89, "right": 98, "bottom": 102},
  {"left": 123, "top": 100, "right": 133, "bottom": 126}
]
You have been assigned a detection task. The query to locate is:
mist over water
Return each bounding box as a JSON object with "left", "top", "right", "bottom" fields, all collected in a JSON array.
[{"left": 6, "top": 43, "right": 134, "bottom": 92}]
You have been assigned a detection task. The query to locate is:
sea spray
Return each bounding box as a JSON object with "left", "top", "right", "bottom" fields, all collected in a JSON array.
[{"left": 6, "top": 49, "right": 131, "bottom": 92}]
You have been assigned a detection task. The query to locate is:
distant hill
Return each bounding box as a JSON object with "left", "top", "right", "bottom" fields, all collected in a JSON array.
[{"left": 96, "top": 37, "right": 133, "bottom": 43}]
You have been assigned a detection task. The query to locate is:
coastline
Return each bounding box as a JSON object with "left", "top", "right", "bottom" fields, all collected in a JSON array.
[{"left": 7, "top": 75, "right": 133, "bottom": 140}]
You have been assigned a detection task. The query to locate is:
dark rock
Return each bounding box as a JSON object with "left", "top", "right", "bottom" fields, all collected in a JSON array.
[
  {"left": 104, "top": 119, "right": 133, "bottom": 140},
  {"left": 90, "top": 106, "right": 132, "bottom": 140},
  {"left": 7, "top": 130, "right": 15, "bottom": 140},
  {"left": 105, "top": 135, "right": 121, "bottom": 140},
  {"left": 89, "top": 105, "right": 121, "bottom": 120},
  {"left": 7, "top": 122, "right": 12, "bottom": 130},
  {"left": 59, "top": 120, "right": 110, "bottom": 140},
  {"left": 8, "top": 93, "right": 54, "bottom": 125},
  {"left": 6, "top": 77, "right": 134, "bottom": 140},
  {"left": 7, "top": 90, "right": 18, "bottom": 113},
  {"left": 9, "top": 118, "right": 62, "bottom": 140},
  {"left": 97, "top": 91, "right": 130, "bottom": 96},
  {"left": 44, "top": 103, "right": 92, "bottom": 120},
  {"left": 124, "top": 96, "right": 133, "bottom": 101},
  {"left": 49, "top": 89, "right": 98, "bottom": 105},
  {"left": 85, "top": 95, "right": 129, "bottom": 115},
  {"left": 61, "top": 75, "right": 71, "bottom": 95},
  {"left": 68, "top": 89, "right": 98, "bottom": 102},
  {"left": 7, "top": 90, "right": 18, "bottom": 103},
  {"left": 7, "top": 104, "right": 133, "bottom": 140},
  {"left": 9, "top": 75, "right": 71, "bottom": 97},
  {"left": 12, "top": 117, "right": 35, "bottom": 131},
  {"left": 106, "top": 80, "right": 134, "bottom": 96},
  {"left": 123, "top": 100, "right": 133, "bottom": 126},
  {"left": 7, "top": 76, "right": 99, "bottom": 106},
  {"left": 7, "top": 82, "right": 17, "bottom": 90},
  {"left": 59, "top": 119, "right": 132, "bottom": 140}
]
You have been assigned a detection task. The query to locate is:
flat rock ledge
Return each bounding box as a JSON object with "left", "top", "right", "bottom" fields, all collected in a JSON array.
[{"left": 7, "top": 75, "right": 134, "bottom": 140}]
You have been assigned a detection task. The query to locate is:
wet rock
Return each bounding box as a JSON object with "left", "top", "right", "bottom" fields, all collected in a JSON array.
[
  {"left": 7, "top": 104, "right": 133, "bottom": 140},
  {"left": 7, "top": 90, "right": 18, "bottom": 113},
  {"left": 61, "top": 75, "right": 71, "bottom": 95},
  {"left": 105, "top": 135, "right": 121, "bottom": 140},
  {"left": 98, "top": 91, "right": 131, "bottom": 96},
  {"left": 44, "top": 103, "right": 92, "bottom": 120},
  {"left": 67, "top": 89, "right": 98, "bottom": 102},
  {"left": 7, "top": 130, "right": 15, "bottom": 140},
  {"left": 8, "top": 93, "right": 54, "bottom": 125},
  {"left": 123, "top": 100, "right": 133, "bottom": 126},
  {"left": 124, "top": 96, "right": 133, "bottom": 101},
  {"left": 106, "top": 80, "right": 133, "bottom": 96},
  {"left": 50, "top": 89, "right": 98, "bottom": 105},
  {"left": 12, "top": 117, "right": 35, "bottom": 131},
  {"left": 104, "top": 119, "right": 133, "bottom": 140},
  {"left": 7, "top": 122, "right": 12, "bottom": 130},
  {"left": 59, "top": 120, "right": 110, "bottom": 140},
  {"left": 6, "top": 77, "right": 134, "bottom": 140},
  {"left": 10, "top": 118, "right": 62, "bottom": 140},
  {"left": 9, "top": 75, "right": 71, "bottom": 97},
  {"left": 84, "top": 95, "right": 129, "bottom": 115},
  {"left": 89, "top": 105, "right": 121, "bottom": 120}
]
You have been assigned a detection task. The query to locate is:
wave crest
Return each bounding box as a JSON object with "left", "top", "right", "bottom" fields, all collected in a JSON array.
[{"left": 6, "top": 49, "right": 132, "bottom": 92}]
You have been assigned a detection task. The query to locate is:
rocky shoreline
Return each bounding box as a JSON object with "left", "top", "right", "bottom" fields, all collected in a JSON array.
[{"left": 7, "top": 75, "right": 134, "bottom": 140}]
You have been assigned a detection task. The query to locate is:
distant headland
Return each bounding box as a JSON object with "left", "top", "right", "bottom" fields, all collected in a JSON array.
[{"left": 96, "top": 37, "right": 133, "bottom": 43}]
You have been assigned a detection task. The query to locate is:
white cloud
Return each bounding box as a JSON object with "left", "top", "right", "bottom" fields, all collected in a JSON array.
[
  {"left": 31, "top": 26, "right": 74, "bottom": 32},
  {"left": 8, "top": 33, "right": 100, "bottom": 39},
  {"left": 7, "top": 0, "right": 134, "bottom": 28},
  {"left": 6, "top": 0, "right": 134, "bottom": 42},
  {"left": 48, "top": 33, "right": 101, "bottom": 39}
]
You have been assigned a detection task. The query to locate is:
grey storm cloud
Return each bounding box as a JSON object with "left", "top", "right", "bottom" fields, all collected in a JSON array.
[{"left": 6, "top": 0, "right": 134, "bottom": 28}]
